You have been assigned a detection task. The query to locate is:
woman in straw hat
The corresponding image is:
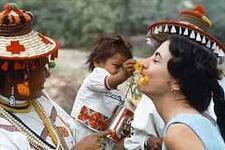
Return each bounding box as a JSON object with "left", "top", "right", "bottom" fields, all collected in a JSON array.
[
  {"left": 125, "top": 5, "right": 225, "bottom": 150},
  {"left": 0, "top": 3, "right": 109, "bottom": 150},
  {"left": 128, "top": 5, "right": 225, "bottom": 149}
]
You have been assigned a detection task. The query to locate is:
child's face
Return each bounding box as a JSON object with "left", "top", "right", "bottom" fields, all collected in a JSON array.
[{"left": 95, "top": 53, "right": 128, "bottom": 75}]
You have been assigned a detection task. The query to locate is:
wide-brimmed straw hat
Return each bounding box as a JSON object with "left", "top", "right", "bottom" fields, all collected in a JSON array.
[
  {"left": 0, "top": 3, "right": 59, "bottom": 61},
  {"left": 147, "top": 5, "right": 225, "bottom": 75}
]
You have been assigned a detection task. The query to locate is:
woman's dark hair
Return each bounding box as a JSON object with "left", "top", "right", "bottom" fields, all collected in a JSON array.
[
  {"left": 167, "top": 34, "right": 225, "bottom": 140},
  {"left": 86, "top": 34, "right": 133, "bottom": 71}
]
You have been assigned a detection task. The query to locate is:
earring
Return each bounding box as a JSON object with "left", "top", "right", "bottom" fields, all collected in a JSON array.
[
  {"left": 170, "top": 87, "right": 177, "bottom": 93},
  {"left": 9, "top": 86, "right": 16, "bottom": 106}
]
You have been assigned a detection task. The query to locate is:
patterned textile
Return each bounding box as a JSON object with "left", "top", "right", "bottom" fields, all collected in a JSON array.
[
  {"left": 78, "top": 105, "right": 111, "bottom": 131},
  {"left": 0, "top": 91, "right": 75, "bottom": 149}
]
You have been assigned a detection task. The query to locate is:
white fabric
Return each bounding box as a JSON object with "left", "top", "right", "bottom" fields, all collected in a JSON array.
[
  {"left": 71, "top": 67, "right": 125, "bottom": 119},
  {"left": 0, "top": 90, "right": 75, "bottom": 149},
  {"left": 124, "top": 95, "right": 164, "bottom": 150},
  {"left": 0, "top": 129, "right": 30, "bottom": 150},
  {"left": 131, "top": 95, "right": 164, "bottom": 136},
  {"left": 70, "top": 67, "right": 125, "bottom": 150}
]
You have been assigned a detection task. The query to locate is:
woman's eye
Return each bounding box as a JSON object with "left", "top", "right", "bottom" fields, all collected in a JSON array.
[{"left": 153, "top": 59, "right": 159, "bottom": 63}]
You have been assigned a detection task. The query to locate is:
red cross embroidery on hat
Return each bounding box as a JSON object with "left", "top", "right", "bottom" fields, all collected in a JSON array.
[{"left": 6, "top": 41, "right": 25, "bottom": 54}]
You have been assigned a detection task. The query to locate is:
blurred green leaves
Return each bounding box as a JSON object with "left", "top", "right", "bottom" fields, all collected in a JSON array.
[{"left": 0, "top": 0, "right": 224, "bottom": 48}]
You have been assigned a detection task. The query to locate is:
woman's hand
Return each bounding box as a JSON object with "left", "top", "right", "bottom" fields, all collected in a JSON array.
[{"left": 73, "top": 130, "right": 111, "bottom": 150}]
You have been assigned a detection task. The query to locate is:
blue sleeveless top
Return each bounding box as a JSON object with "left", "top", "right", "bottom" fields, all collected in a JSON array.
[{"left": 162, "top": 114, "right": 225, "bottom": 150}]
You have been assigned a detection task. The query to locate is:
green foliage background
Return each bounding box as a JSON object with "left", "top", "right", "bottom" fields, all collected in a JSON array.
[{"left": 1, "top": 0, "right": 225, "bottom": 50}]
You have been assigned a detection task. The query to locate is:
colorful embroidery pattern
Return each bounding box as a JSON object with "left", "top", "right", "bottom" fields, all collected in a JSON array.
[{"left": 78, "top": 106, "right": 110, "bottom": 131}]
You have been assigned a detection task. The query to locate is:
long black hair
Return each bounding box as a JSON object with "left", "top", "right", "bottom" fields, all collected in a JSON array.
[{"left": 167, "top": 34, "right": 225, "bottom": 140}]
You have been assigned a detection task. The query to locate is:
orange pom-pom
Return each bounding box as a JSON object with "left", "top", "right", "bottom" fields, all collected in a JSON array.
[
  {"left": 194, "top": 5, "right": 206, "bottom": 15},
  {"left": 0, "top": 13, "right": 4, "bottom": 24},
  {"left": 17, "top": 81, "right": 30, "bottom": 97},
  {"left": 1, "top": 61, "right": 8, "bottom": 71},
  {"left": 23, "top": 13, "right": 32, "bottom": 22}
]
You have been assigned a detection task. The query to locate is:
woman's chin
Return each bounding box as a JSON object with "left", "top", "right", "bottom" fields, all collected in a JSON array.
[
  {"left": 139, "top": 86, "right": 155, "bottom": 97},
  {"left": 139, "top": 85, "right": 147, "bottom": 94}
]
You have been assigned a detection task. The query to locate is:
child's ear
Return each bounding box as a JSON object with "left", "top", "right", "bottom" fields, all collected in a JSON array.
[
  {"left": 94, "top": 60, "right": 101, "bottom": 67},
  {"left": 94, "top": 61, "right": 98, "bottom": 67}
]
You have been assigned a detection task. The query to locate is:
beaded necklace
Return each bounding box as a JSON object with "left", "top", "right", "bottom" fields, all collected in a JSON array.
[
  {"left": 0, "top": 99, "right": 69, "bottom": 150},
  {"left": 0, "top": 96, "right": 31, "bottom": 113}
]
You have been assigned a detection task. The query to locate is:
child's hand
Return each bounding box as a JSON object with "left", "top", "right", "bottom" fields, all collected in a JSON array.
[
  {"left": 107, "top": 59, "right": 136, "bottom": 89},
  {"left": 122, "top": 59, "right": 136, "bottom": 78}
]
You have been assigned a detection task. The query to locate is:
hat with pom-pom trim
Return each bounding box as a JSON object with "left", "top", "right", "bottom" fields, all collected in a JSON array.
[
  {"left": 147, "top": 4, "right": 225, "bottom": 76},
  {"left": 0, "top": 3, "right": 59, "bottom": 61}
]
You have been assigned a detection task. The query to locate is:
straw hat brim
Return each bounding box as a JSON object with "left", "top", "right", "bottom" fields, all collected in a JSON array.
[
  {"left": 148, "top": 20, "right": 225, "bottom": 57},
  {"left": 0, "top": 30, "right": 60, "bottom": 60},
  {"left": 147, "top": 20, "right": 225, "bottom": 75}
]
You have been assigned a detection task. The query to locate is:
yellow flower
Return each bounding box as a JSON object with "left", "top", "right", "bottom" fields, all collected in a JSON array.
[
  {"left": 138, "top": 76, "right": 149, "bottom": 86},
  {"left": 134, "top": 61, "right": 143, "bottom": 73}
]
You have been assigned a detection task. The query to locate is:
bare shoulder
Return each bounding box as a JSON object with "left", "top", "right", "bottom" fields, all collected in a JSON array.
[{"left": 164, "top": 123, "right": 204, "bottom": 150}]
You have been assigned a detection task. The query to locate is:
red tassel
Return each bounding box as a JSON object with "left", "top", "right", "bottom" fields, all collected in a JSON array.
[
  {"left": 31, "top": 62, "right": 36, "bottom": 70},
  {"left": 55, "top": 51, "right": 58, "bottom": 58},
  {"left": 1, "top": 61, "right": 8, "bottom": 71},
  {"left": 50, "top": 54, "right": 55, "bottom": 60},
  {"left": 14, "top": 61, "right": 24, "bottom": 70}
]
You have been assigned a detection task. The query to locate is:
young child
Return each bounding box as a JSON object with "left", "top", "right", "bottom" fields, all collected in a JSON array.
[{"left": 70, "top": 34, "right": 135, "bottom": 149}]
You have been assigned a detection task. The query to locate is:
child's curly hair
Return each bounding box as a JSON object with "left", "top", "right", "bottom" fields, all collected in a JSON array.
[{"left": 86, "top": 34, "right": 133, "bottom": 71}]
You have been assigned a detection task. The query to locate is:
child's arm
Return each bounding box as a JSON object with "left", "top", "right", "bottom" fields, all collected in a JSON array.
[{"left": 107, "top": 59, "right": 136, "bottom": 89}]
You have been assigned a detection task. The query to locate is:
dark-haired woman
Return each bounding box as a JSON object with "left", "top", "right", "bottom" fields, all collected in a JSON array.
[{"left": 140, "top": 35, "right": 225, "bottom": 149}]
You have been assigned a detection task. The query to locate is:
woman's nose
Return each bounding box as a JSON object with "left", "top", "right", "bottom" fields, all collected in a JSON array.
[{"left": 142, "top": 59, "right": 149, "bottom": 69}]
